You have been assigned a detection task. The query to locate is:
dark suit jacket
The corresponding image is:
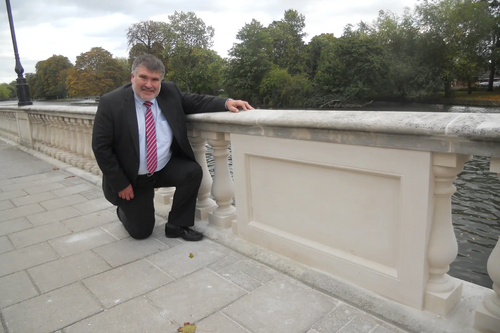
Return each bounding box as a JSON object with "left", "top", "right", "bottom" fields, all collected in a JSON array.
[{"left": 92, "top": 81, "right": 227, "bottom": 205}]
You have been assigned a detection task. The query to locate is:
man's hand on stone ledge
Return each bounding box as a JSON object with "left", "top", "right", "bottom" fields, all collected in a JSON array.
[{"left": 226, "top": 99, "right": 254, "bottom": 113}]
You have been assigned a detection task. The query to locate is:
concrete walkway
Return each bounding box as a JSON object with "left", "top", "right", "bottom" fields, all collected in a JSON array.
[{"left": 0, "top": 139, "right": 411, "bottom": 333}]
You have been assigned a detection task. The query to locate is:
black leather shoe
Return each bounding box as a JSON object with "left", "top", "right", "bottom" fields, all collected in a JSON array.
[{"left": 165, "top": 224, "right": 203, "bottom": 241}]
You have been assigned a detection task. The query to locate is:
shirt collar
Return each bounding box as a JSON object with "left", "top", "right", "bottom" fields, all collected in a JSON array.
[{"left": 133, "top": 93, "right": 156, "bottom": 107}]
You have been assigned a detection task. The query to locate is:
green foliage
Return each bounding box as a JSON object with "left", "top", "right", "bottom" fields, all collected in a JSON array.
[
  {"left": 268, "top": 9, "right": 307, "bottom": 75},
  {"left": 0, "top": 84, "right": 10, "bottom": 100},
  {"left": 259, "top": 67, "right": 311, "bottom": 107},
  {"left": 27, "top": 55, "right": 73, "bottom": 100},
  {"left": 66, "top": 47, "right": 124, "bottom": 97},
  {"left": 163, "top": 12, "right": 217, "bottom": 93},
  {"left": 224, "top": 19, "right": 273, "bottom": 104},
  {"left": 415, "top": 0, "right": 494, "bottom": 96},
  {"left": 314, "top": 36, "right": 390, "bottom": 103}
]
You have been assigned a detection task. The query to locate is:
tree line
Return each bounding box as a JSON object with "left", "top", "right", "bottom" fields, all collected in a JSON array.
[{"left": 2, "top": 0, "right": 499, "bottom": 108}]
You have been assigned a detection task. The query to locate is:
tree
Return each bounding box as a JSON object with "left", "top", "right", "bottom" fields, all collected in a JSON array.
[
  {"left": 115, "top": 57, "right": 132, "bottom": 85},
  {"left": 268, "top": 9, "right": 307, "bottom": 75},
  {"left": 224, "top": 19, "right": 273, "bottom": 104},
  {"left": 259, "top": 67, "right": 311, "bottom": 107},
  {"left": 416, "top": 0, "right": 493, "bottom": 97},
  {"left": 306, "top": 33, "right": 336, "bottom": 80},
  {"left": 314, "top": 35, "right": 390, "bottom": 103},
  {"left": 163, "top": 11, "right": 215, "bottom": 93},
  {"left": 35, "top": 55, "right": 73, "bottom": 99},
  {"left": 483, "top": 0, "right": 500, "bottom": 91},
  {"left": 127, "top": 20, "right": 168, "bottom": 62},
  {"left": 7, "top": 81, "right": 17, "bottom": 99},
  {"left": 25, "top": 73, "right": 43, "bottom": 99},
  {"left": 0, "top": 84, "right": 10, "bottom": 100},
  {"left": 66, "top": 47, "right": 123, "bottom": 97}
]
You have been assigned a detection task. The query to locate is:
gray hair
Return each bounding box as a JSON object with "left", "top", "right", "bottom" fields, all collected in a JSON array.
[{"left": 131, "top": 54, "right": 165, "bottom": 79}]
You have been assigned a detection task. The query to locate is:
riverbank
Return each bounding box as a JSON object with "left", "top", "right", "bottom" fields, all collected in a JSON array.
[{"left": 368, "top": 89, "right": 500, "bottom": 108}]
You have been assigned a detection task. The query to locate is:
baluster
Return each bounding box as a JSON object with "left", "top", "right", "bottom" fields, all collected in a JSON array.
[
  {"left": 189, "top": 130, "right": 217, "bottom": 220},
  {"left": 474, "top": 158, "right": 500, "bottom": 332},
  {"left": 154, "top": 187, "right": 176, "bottom": 217},
  {"left": 29, "top": 114, "right": 39, "bottom": 150},
  {"left": 206, "top": 132, "right": 236, "bottom": 228},
  {"left": 425, "top": 153, "right": 471, "bottom": 316}
]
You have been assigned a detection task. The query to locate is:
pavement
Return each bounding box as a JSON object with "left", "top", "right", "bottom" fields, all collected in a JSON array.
[{"left": 0, "top": 139, "right": 410, "bottom": 333}]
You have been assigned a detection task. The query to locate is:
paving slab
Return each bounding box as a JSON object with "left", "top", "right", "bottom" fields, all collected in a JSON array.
[
  {"left": 63, "top": 297, "right": 178, "bottom": 333},
  {"left": 11, "top": 191, "right": 58, "bottom": 206},
  {"left": 71, "top": 197, "right": 113, "bottom": 214},
  {"left": 223, "top": 277, "right": 338, "bottom": 333},
  {"left": 0, "top": 200, "right": 14, "bottom": 211},
  {"left": 83, "top": 259, "right": 173, "bottom": 308},
  {"left": 63, "top": 210, "right": 117, "bottom": 232},
  {"left": 51, "top": 183, "right": 94, "bottom": 198},
  {"left": 100, "top": 221, "right": 130, "bottom": 240},
  {"left": 0, "top": 217, "right": 33, "bottom": 236},
  {"left": 0, "top": 203, "right": 45, "bottom": 223},
  {"left": 28, "top": 250, "right": 111, "bottom": 293},
  {"left": 27, "top": 206, "right": 82, "bottom": 226},
  {"left": 0, "top": 242, "right": 58, "bottom": 277},
  {"left": 93, "top": 237, "right": 168, "bottom": 267},
  {"left": 0, "top": 189, "right": 27, "bottom": 202},
  {"left": 39, "top": 193, "right": 87, "bottom": 210},
  {"left": 49, "top": 227, "right": 116, "bottom": 257},
  {"left": 24, "top": 182, "right": 66, "bottom": 195},
  {"left": 147, "top": 239, "right": 230, "bottom": 279},
  {"left": 197, "top": 312, "right": 250, "bottom": 333},
  {"left": 8, "top": 221, "right": 72, "bottom": 248},
  {"left": 146, "top": 268, "right": 247, "bottom": 324},
  {"left": 2, "top": 282, "right": 102, "bottom": 333},
  {"left": 0, "top": 236, "right": 13, "bottom": 255},
  {"left": 0, "top": 271, "right": 39, "bottom": 308}
]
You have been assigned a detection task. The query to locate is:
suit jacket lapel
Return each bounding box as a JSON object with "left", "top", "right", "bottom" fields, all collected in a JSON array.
[
  {"left": 157, "top": 87, "right": 181, "bottom": 139},
  {"left": 124, "top": 87, "right": 140, "bottom": 159}
]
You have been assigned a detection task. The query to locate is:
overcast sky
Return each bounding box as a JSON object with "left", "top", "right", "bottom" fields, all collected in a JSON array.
[{"left": 0, "top": 0, "right": 420, "bottom": 84}]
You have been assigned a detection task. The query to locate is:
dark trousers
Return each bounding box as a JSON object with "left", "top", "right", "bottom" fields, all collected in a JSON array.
[{"left": 116, "top": 155, "right": 202, "bottom": 239}]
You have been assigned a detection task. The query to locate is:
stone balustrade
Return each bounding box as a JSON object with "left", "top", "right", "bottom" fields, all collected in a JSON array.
[{"left": 1, "top": 104, "right": 499, "bottom": 332}]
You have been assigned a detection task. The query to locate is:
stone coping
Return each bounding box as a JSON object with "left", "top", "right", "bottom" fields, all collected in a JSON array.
[
  {"left": 187, "top": 110, "right": 500, "bottom": 141},
  {"left": 2, "top": 105, "right": 500, "bottom": 156}
]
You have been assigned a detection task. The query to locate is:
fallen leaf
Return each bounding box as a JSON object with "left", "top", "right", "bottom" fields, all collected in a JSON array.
[
  {"left": 189, "top": 253, "right": 194, "bottom": 258},
  {"left": 53, "top": 168, "right": 59, "bottom": 171},
  {"left": 178, "top": 322, "right": 196, "bottom": 332},
  {"left": 65, "top": 176, "right": 75, "bottom": 179}
]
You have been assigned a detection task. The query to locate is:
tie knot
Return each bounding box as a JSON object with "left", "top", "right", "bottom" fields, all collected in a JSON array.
[{"left": 144, "top": 101, "right": 152, "bottom": 108}]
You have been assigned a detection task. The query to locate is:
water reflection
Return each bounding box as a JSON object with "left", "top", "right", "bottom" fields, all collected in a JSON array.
[{"left": 450, "top": 156, "right": 500, "bottom": 288}]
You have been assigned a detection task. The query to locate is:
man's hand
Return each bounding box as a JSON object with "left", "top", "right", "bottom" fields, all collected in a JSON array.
[
  {"left": 118, "top": 184, "right": 134, "bottom": 201},
  {"left": 226, "top": 99, "right": 254, "bottom": 113}
]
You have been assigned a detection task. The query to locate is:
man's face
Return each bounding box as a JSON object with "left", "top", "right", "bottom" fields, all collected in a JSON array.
[{"left": 131, "top": 65, "right": 162, "bottom": 101}]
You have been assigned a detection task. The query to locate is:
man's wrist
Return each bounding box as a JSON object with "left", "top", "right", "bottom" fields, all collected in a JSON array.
[{"left": 225, "top": 98, "right": 233, "bottom": 110}]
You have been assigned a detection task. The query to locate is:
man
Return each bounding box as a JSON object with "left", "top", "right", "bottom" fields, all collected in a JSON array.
[{"left": 92, "top": 54, "right": 252, "bottom": 241}]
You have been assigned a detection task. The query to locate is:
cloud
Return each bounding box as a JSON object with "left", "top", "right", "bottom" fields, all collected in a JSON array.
[{"left": 0, "top": 0, "right": 419, "bottom": 84}]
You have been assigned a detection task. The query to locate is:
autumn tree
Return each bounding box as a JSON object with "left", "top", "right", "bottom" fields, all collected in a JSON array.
[{"left": 66, "top": 47, "right": 124, "bottom": 97}]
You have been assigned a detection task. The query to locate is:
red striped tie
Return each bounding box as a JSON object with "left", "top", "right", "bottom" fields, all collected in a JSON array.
[{"left": 144, "top": 101, "right": 157, "bottom": 175}]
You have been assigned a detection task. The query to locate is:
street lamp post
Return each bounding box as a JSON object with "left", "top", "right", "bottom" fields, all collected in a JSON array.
[{"left": 5, "top": 0, "right": 32, "bottom": 106}]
